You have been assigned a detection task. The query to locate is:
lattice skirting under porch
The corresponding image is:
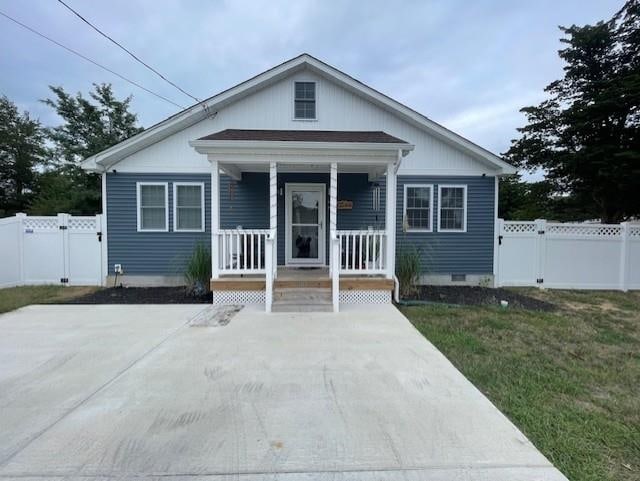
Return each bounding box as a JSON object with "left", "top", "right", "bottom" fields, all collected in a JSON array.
[
  {"left": 212, "top": 289, "right": 391, "bottom": 306},
  {"left": 339, "top": 289, "right": 391, "bottom": 304},
  {"left": 212, "top": 290, "right": 265, "bottom": 305}
]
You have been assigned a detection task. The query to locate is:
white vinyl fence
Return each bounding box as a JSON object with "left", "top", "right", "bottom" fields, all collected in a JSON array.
[
  {"left": 0, "top": 213, "right": 104, "bottom": 288},
  {"left": 496, "top": 219, "right": 640, "bottom": 291}
]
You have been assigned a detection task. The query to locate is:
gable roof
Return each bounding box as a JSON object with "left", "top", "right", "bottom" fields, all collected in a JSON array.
[
  {"left": 198, "top": 129, "right": 409, "bottom": 144},
  {"left": 82, "top": 54, "right": 516, "bottom": 174}
]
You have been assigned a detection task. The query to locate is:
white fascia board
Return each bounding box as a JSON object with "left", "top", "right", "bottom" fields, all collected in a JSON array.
[
  {"left": 82, "top": 53, "right": 515, "bottom": 175},
  {"left": 82, "top": 57, "right": 311, "bottom": 172},
  {"left": 302, "top": 56, "right": 517, "bottom": 174},
  {"left": 190, "top": 139, "right": 414, "bottom": 154},
  {"left": 209, "top": 152, "right": 396, "bottom": 165}
]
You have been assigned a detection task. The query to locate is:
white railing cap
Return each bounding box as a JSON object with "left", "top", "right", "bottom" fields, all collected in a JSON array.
[
  {"left": 215, "top": 228, "right": 271, "bottom": 235},
  {"left": 335, "top": 229, "right": 387, "bottom": 235}
]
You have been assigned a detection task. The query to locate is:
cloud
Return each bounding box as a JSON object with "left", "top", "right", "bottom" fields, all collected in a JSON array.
[{"left": 0, "top": 0, "right": 623, "bottom": 161}]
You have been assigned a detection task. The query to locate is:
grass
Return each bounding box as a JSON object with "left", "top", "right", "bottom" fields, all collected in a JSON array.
[
  {"left": 400, "top": 289, "right": 640, "bottom": 481},
  {"left": 0, "top": 285, "right": 98, "bottom": 314}
]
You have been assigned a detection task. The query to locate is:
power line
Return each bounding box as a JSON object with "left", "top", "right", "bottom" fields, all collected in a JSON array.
[
  {"left": 57, "top": 0, "right": 201, "bottom": 103},
  {"left": 0, "top": 10, "right": 185, "bottom": 109}
]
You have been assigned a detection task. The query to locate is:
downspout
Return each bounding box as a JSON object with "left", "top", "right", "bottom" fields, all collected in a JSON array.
[
  {"left": 393, "top": 274, "right": 400, "bottom": 303},
  {"left": 391, "top": 149, "right": 404, "bottom": 302}
]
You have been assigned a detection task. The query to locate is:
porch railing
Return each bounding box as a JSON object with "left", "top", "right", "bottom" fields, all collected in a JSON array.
[
  {"left": 335, "top": 229, "right": 387, "bottom": 274},
  {"left": 216, "top": 229, "right": 272, "bottom": 274}
]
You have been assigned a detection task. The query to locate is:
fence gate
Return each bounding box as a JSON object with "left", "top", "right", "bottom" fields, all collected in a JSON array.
[
  {"left": 497, "top": 219, "right": 541, "bottom": 286},
  {"left": 19, "top": 214, "right": 103, "bottom": 286}
]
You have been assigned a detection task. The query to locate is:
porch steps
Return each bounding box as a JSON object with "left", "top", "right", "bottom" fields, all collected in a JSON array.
[{"left": 272, "top": 287, "right": 333, "bottom": 312}]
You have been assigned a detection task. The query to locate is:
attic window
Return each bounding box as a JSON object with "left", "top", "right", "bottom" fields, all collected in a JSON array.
[{"left": 294, "top": 82, "right": 316, "bottom": 119}]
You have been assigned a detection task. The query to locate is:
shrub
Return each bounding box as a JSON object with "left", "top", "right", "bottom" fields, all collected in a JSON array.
[
  {"left": 396, "top": 247, "right": 422, "bottom": 298},
  {"left": 184, "top": 243, "right": 211, "bottom": 296}
]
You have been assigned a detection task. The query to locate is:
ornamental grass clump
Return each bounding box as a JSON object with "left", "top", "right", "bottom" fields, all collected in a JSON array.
[
  {"left": 396, "top": 247, "right": 422, "bottom": 299},
  {"left": 184, "top": 243, "right": 211, "bottom": 297}
]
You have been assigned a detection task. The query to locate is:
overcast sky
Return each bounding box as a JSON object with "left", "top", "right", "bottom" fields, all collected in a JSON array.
[{"left": 0, "top": 0, "right": 622, "bottom": 163}]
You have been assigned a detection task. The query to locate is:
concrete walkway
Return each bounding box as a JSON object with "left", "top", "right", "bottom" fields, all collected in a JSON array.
[{"left": 0, "top": 304, "right": 567, "bottom": 480}]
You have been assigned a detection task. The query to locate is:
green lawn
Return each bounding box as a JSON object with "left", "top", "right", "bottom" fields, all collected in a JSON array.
[
  {"left": 0, "top": 285, "right": 98, "bottom": 314},
  {"left": 401, "top": 290, "right": 640, "bottom": 481}
]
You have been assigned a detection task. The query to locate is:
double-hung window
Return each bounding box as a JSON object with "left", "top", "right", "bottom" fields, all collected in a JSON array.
[
  {"left": 137, "top": 182, "right": 168, "bottom": 232},
  {"left": 403, "top": 184, "right": 433, "bottom": 232},
  {"left": 294, "top": 81, "right": 316, "bottom": 119},
  {"left": 173, "top": 182, "right": 205, "bottom": 232},
  {"left": 438, "top": 185, "right": 467, "bottom": 232}
]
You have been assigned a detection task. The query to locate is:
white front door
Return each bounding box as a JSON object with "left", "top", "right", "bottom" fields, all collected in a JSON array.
[{"left": 285, "top": 183, "right": 326, "bottom": 265}]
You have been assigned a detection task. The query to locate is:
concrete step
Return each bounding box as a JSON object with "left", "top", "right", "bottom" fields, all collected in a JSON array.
[
  {"left": 272, "top": 287, "right": 333, "bottom": 312},
  {"left": 272, "top": 303, "right": 333, "bottom": 313}
]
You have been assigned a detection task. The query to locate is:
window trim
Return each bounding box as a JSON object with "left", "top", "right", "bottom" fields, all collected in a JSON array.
[
  {"left": 437, "top": 184, "right": 467, "bottom": 233},
  {"left": 403, "top": 183, "right": 434, "bottom": 233},
  {"left": 136, "top": 182, "right": 169, "bottom": 232},
  {"left": 173, "top": 182, "right": 205, "bottom": 233},
  {"left": 292, "top": 80, "right": 318, "bottom": 121}
]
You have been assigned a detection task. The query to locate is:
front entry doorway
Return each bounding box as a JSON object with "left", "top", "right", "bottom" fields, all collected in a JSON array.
[{"left": 285, "top": 183, "right": 326, "bottom": 266}]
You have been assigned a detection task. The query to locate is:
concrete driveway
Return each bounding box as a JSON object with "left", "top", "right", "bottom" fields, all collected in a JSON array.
[{"left": 0, "top": 304, "right": 567, "bottom": 480}]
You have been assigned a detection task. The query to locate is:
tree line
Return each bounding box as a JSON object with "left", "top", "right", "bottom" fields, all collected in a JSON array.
[
  {"left": 1, "top": 1, "right": 638, "bottom": 222},
  {"left": 0, "top": 84, "right": 141, "bottom": 216}
]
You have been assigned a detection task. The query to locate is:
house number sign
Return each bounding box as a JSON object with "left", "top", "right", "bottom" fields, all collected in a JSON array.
[{"left": 337, "top": 200, "right": 353, "bottom": 210}]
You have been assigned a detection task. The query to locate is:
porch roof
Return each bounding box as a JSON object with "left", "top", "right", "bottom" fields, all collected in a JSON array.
[
  {"left": 198, "top": 129, "right": 409, "bottom": 144},
  {"left": 190, "top": 129, "right": 414, "bottom": 180}
]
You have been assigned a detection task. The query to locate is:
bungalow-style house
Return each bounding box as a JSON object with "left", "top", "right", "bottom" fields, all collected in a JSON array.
[{"left": 82, "top": 54, "right": 516, "bottom": 312}]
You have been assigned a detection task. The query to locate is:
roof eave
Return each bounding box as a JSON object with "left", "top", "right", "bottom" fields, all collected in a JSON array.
[
  {"left": 189, "top": 139, "right": 415, "bottom": 155},
  {"left": 81, "top": 53, "right": 516, "bottom": 175}
]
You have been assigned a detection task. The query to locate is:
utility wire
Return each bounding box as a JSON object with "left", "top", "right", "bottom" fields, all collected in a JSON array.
[
  {"left": 57, "top": 0, "right": 201, "bottom": 103},
  {"left": 0, "top": 10, "right": 186, "bottom": 109}
]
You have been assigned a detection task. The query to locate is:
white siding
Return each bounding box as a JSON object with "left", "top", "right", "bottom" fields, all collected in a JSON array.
[{"left": 115, "top": 69, "right": 494, "bottom": 176}]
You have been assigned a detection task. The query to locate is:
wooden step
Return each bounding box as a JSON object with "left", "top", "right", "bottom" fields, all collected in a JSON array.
[
  {"left": 274, "top": 278, "right": 331, "bottom": 289},
  {"left": 273, "top": 287, "right": 331, "bottom": 303}
]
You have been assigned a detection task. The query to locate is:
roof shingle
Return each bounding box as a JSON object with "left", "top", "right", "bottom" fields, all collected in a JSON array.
[{"left": 198, "top": 129, "right": 409, "bottom": 144}]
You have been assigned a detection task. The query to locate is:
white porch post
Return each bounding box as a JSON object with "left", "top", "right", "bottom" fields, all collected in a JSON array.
[
  {"left": 385, "top": 158, "right": 398, "bottom": 279},
  {"left": 329, "top": 162, "right": 339, "bottom": 312},
  {"left": 269, "top": 161, "right": 278, "bottom": 279},
  {"left": 211, "top": 159, "right": 220, "bottom": 280},
  {"left": 265, "top": 161, "right": 277, "bottom": 312}
]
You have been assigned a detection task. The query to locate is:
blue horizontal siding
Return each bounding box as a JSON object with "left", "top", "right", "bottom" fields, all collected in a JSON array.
[
  {"left": 220, "top": 172, "right": 269, "bottom": 229},
  {"left": 106, "top": 173, "right": 210, "bottom": 275},
  {"left": 396, "top": 176, "right": 495, "bottom": 274},
  {"left": 106, "top": 172, "right": 495, "bottom": 276}
]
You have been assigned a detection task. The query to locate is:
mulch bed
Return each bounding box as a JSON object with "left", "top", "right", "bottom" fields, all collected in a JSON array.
[
  {"left": 64, "top": 287, "right": 211, "bottom": 304},
  {"left": 63, "top": 285, "right": 554, "bottom": 311},
  {"left": 403, "top": 285, "right": 556, "bottom": 311}
]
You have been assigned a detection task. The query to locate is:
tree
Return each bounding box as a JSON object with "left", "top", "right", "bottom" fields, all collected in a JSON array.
[
  {"left": 0, "top": 96, "right": 47, "bottom": 216},
  {"left": 38, "top": 83, "right": 143, "bottom": 214},
  {"left": 505, "top": 0, "right": 640, "bottom": 223},
  {"left": 499, "top": 176, "right": 595, "bottom": 221}
]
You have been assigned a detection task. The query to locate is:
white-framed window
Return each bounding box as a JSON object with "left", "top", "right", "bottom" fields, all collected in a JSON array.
[
  {"left": 438, "top": 185, "right": 467, "bottom": 232},
  {"left": 136, "top": 182, "right": 169, "bottom": 232},
  {"left": 173, "top": 182, "right": 205, "bottom": 232},
  {"left": 403, "top": 184, "right": 433, "bottom": 232},
  {"left": 293, "top": 81, "right": 316, "bottom": 120}
]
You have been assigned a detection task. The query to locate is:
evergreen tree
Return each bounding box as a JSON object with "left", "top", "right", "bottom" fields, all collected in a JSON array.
[
  {"left": 0, "top": 96, "right": 47, "bottom": 216},
  {"left": 506, "top": 0, "right": 640, "bottom": 223}
]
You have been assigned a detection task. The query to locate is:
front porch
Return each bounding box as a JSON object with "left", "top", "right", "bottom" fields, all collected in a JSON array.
[
  {"left": 210, "top": 267, "right": 394, "bottom": 312},
  {"left": 190, "top": 129, "right": 414, "bottom": 312}
]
